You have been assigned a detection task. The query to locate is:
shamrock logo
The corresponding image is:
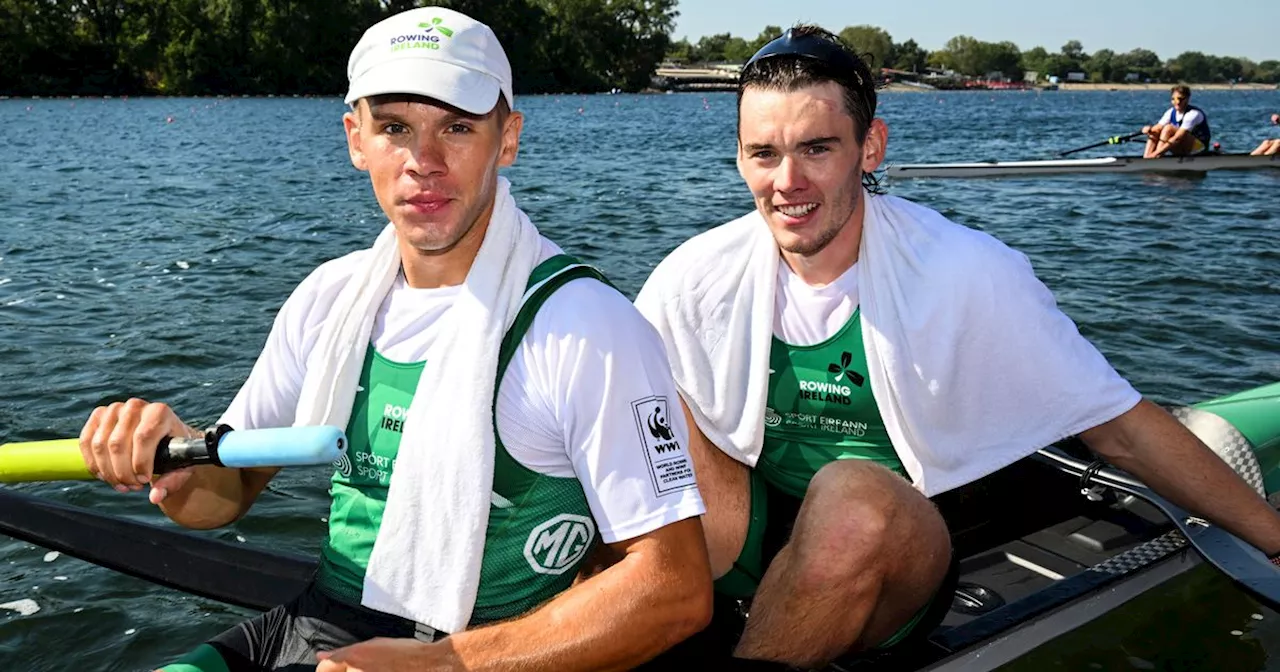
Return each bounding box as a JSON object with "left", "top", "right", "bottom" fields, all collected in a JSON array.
[
  {"left": 419, "top": 17, "right": 454, "bottom": 38},
  {"left": 828, "top": 351, "right": 865, "bottom": 387}
]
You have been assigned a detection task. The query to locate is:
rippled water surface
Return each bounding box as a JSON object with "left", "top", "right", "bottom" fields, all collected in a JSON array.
[{"left": 1, "top": 89, "right": 1278, "bottom": 670}]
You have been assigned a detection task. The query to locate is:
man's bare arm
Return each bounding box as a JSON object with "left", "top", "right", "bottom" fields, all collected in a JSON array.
[
  {"left": 319, "top": 517, "right": 713, "bottom": 672},
  {"left": 449, "top": 517, "right": 711, "bottom": 671},
  {"left": 1080, "top": 399, "right": 1280, "bottom": 555}
]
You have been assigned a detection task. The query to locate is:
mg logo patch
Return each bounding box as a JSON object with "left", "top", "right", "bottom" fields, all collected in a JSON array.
[{"left": 523, "top": 514, "right": 596, "bottom": 575}]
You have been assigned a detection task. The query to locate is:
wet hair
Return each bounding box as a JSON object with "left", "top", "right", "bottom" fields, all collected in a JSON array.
[
  {"left": 1171, "top": 85, "right": 1191, "bottom": 99},
  {"left": 737, "top": 25, "right": 883, "bottom": 193}
]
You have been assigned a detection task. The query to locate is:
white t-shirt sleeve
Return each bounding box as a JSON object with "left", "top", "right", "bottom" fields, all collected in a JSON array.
[
  {"left": 500, "top": 278, "right": 706, "bottom": 544},
  {"left": 1158, "top": 108, "right": 1174, "bottom": 126},
  {"left": 1179, "top": 109, "right": 1204, "bottom": 131},
  {"left": 217, "top": 253, "right": 365, "bottom": 431}
]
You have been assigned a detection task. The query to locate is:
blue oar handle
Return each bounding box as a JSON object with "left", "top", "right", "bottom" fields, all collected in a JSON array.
[{"left": 153, "top": 425, "right": 346, "bottom": 474}]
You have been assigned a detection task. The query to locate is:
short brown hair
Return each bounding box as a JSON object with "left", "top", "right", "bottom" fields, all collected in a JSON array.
[
  {"left": 738, "top": 25, "right": 882, "bottom": 193},
  {"left": 1172, "top": 85, "right": 1191, "bottom": 98}
]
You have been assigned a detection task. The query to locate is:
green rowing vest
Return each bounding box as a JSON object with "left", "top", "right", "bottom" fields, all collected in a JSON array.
[
  {"left": 759, "top": 308, "right": 902, "bottom": 498},
  {"left": 315, "top": 255, "right": 611, "bottom": 624}
]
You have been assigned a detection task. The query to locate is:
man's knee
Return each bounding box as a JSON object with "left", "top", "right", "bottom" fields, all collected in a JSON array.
[{"left": 788, "top": 462, "right": 947, "bottom": 585}]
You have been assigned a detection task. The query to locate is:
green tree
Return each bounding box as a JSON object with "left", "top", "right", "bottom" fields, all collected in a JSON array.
[
  {"left": 748, "top": 25, "right": 782, "bottom": 52},
  {"left": 1086, "top": 48, "right": 1115, "bottom": 82},
  {"left": 1168, "top": 51, "right": 1213, "bottom": 83},
  {"left": 689, "top": 32, "right": 732, "bottom": 62},
  {"left": 665, "top": 37, "right": 692, "bottom": 63},
  {"left": 602, "top": 0, "right": 680, "bottom": 89},
  {"left": 891, "top": 38, "right": 927, "bottom": 72},
  {"left": 838, "top": 25, "right": 893, "bottom": 70},
  {"left": 1061, "top": 39, "right": 1086, "bottom": 61},
  {"left": 986, "top": 41, "right": 1023, "bottom": 80},
  {"left": 1020, "top": 45, "right": 1049, "bottom": 79},
  {"left": 1117, "top": 48, "right": 1161, "bottom": 81},
  {"left": 931, "top": 35, "right": 981, "bottom": 75},
  {"left": 1256, "top": 60, "right": 1280, "bottom": 83},
  {"left": 721, "top": 36, "right": 752, "bottom": 62},
  {"left": 1209, "top": 55, "right": 1244, "bottom": 82}
]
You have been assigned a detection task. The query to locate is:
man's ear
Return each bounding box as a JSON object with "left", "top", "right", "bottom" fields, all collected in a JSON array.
[
  {"left": 343, "top": 105, "right": 368, "bottom": 171},
  {"left": 497, "top": 110, "right": 524, "bottom": 167},
  {"left": 860, "top": 118, "right": 888, "bottom": 174},
  {"left": 735, "top": 139, "right": 747, "bottom": 181}
]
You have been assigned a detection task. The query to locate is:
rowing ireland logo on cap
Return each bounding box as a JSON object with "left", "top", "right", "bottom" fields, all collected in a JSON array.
[
  {"left": 420, "top": 17, "right": 454, "bottom": 38},
  {"left": 524, "top": 514, "right": 595, "bottom": 575},
  {"left": 389, "top": 17, "right": 454, "bottom": 52}
]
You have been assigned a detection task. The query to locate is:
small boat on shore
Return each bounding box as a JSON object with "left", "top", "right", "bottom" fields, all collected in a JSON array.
[
  {"left": 887, "top": 152, "right": 1280, "bottom": 179},
  {"left": 2, "top": 383, "right": 1278, "bottom": 670}
]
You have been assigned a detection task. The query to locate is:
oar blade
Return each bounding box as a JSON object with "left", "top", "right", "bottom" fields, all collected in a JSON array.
[{"left": 1186, "top": 520, "right": 1280, "bottom": 607}]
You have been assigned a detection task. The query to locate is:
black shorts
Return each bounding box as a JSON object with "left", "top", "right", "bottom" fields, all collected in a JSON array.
[{"left": 159, "top": 583, "right": 444, "bottom": 672}]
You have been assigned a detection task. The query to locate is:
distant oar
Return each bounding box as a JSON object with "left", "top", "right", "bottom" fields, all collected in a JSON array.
[
  {"left": 0, "top": 425, "right": 346, "bottom": 483},
  {"left": 1057, "top": 131, "right": 1146, "bottom": 157},
  {"left": 1036, "top": 446, "right": 1280, "bottom": 609}
]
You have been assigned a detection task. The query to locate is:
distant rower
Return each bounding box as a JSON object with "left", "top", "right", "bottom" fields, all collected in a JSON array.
[
  {"left": 1251, "top": 113, "right": 1279, "bottom": 156},
  {"left": 1141, "top": 85, "right": 1211, "bottom": 158}
]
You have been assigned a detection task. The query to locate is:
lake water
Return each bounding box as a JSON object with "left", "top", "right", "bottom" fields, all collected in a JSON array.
[{"left": 1, "top": 88, "right": 1278, "bottom": 670}]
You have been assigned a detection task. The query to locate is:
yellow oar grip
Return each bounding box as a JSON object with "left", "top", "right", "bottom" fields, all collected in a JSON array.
[{"left": 0, "top": 439, "right": 94, "bottom": 483}]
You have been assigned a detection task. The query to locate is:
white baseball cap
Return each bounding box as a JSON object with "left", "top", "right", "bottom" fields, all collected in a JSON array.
[{"left": 344, "top": 8, "right": 513, "bottom": 115}]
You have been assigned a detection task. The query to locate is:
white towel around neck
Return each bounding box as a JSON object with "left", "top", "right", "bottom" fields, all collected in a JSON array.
[
  {"left": 294, "top": 177, "right": 543, "bottom": 632},
  {"left": 635, "top": 193, "right": 1140, "bottom": 496}
]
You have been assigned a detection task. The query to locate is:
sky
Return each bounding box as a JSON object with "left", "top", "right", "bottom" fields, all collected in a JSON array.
[{"left": 672, "top": 0, "right": 1279, "bottom": 63}]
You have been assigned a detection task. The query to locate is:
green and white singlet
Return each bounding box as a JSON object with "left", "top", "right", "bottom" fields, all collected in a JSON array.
[
  {"left": 760, "top": 307, "right": 903, "bottom": 497},
  {"left": 217, "top": 239, "right": 704, "bottom": 624},
  {"left": 317, "top": 257, "right": 607, "bottom": 622},
  {"left": 758, "top": 262, "right": 902, "bottom": 497}
]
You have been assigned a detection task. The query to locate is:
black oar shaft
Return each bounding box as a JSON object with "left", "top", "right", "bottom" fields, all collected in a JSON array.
[{"left": 1057, "top": 131, "right": 1146, "bottom": 157}]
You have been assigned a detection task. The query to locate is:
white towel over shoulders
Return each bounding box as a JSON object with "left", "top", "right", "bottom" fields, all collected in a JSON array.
[
  {"left": 294, "top": 176, "right": 543, "bottom": 632},
  {"left": 635, "top": 193, "right": 1141, "bottom": 497}
]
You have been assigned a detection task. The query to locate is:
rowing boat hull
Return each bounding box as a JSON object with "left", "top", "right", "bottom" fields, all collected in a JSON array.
[
  {"left": 886, "top": 153, "right": 1280, "bottom": 179},
  {"left": 2, "top": 382, "right": 1278, "bottom": 671}
]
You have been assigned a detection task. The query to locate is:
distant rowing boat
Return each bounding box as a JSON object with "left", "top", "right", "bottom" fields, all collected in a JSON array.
[{"left": 886, "top": 152, "right": 1280, "bottom": 179}]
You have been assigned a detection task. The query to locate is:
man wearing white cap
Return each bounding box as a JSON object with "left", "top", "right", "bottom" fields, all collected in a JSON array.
[{"left": 79, "top": 7, "right": 712, "bottom": 672}]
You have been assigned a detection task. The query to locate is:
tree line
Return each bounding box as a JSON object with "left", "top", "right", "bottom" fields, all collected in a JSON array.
[
  {"left": 0, "top": 0, "right": 678, "bottom": 96},
  {"left": 668, "top": 26, "right": 1280, "bottom": 85}
]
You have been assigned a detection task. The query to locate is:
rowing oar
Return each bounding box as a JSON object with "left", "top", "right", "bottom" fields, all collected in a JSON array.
[
  {"left": 1057, "top": 131, "right": 1146, "bottom": 157},
  {"left": 0, "top": 425, "right": 346, "bottom": 483},
  {"left": 1037, "top": 446, "right": 1280, "bottom": 609}
]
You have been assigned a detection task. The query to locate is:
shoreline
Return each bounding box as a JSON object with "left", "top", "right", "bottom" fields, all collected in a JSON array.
[{"left": 3, "top": 81, "right": 1276, "bottom": 100}]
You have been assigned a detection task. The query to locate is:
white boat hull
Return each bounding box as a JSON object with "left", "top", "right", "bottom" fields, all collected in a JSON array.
[{"left": 887, "top": 153, "right": 1280, "bottom": 179}]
